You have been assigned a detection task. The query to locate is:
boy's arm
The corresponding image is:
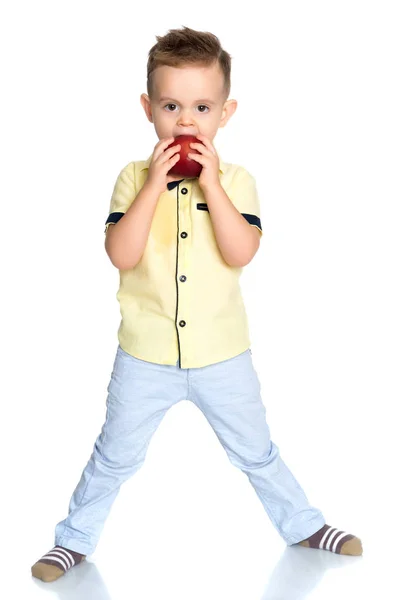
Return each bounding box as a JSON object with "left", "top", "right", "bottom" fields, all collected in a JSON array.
[
  {"left": 105, "top": 180, "right": 161, "bottom": 270},
  {"left": 202, "top": 183, "right": 261, "bottom": 267},
  {"left": 202, "top": 167, "right": 263, "bottom": 267}
]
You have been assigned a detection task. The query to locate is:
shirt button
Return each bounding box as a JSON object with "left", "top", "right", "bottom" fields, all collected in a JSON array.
[
  {"left": 181, "top": 188, "right": 188, "bottom": 195},
  {"left": 181, "top": 232, "right": 188, "bottom": 238},
  {"left": 179, "top": 320, "right": 186, "bottom": 327},
  {"left": 179, "top": 275, "right": 186, "bottom": 282}
]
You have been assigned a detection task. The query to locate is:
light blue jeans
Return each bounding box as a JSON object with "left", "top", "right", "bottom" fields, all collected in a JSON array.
[{"left": 55, "top": 345, "right": 325, "bottom": 555}]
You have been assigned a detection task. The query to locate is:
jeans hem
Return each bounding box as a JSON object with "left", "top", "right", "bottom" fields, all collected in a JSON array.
[{"left": 284, "top": 515, "right": 326, "bottom": 545}]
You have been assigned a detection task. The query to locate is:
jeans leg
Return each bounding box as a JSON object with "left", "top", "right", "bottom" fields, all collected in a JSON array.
[
  {"left": 188, "top": 349, "right": 325, "bottom": 545},
  {"left": 54, "top": 346, "right": 187, "bottom": 555}
]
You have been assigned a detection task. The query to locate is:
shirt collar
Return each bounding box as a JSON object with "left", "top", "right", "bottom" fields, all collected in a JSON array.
[{"left": 139, "top": 147, "right": 227, "bottom": 175}]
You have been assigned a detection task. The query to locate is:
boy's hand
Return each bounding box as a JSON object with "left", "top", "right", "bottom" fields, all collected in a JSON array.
[
  {"left": 146, "top": 137, "right": 183, "bottom": 195},
  {"left": 187, "top": 134, "right": 221, "bottom": 190}
]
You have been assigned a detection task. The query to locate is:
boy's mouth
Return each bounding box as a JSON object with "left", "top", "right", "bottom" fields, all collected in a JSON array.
[{"left": 174, "top": 132, "right": 198, "bottom": 137}]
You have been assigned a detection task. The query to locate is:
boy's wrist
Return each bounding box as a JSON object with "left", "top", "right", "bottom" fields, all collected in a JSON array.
[
  {"left": 143, "top": 178, "right": 163, "bottom": 198},
  {"left": 200, "top": 180, "right": 223, "bottom": 196}
]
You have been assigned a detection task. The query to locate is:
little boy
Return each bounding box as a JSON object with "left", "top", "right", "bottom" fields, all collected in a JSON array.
[{"left": 32, "top": 26, "right": 362, "bottom": 583}]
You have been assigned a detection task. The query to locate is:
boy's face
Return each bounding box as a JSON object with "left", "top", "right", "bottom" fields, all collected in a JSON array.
[{"left": 140, "top": 62, "right": 237, "bottom": 142}]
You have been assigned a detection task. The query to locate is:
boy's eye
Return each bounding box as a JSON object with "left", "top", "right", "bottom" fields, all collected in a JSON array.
[{"left": 163, "top": 104, "right": 210, "bottom": 113}]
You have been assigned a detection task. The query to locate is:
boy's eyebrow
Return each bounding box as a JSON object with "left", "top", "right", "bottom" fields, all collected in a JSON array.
[{"left": 159, "top": 96, "right": 217, "bottom": 106}]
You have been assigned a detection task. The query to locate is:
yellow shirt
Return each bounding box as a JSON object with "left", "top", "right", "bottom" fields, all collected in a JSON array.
[{"left": 104, "top": 150, "right": 263, "bottom": 368}]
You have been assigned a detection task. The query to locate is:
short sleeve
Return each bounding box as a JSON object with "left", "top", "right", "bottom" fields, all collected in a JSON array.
[
  {"left": 104, "top": 162, "right": 136, "bottom": 234},
  {"left": 230, "top": 166, "right": 263, "bottom": 237}
]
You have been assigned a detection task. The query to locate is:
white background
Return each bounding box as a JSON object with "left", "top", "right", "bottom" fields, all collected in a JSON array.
[{"left": 1, "top": 1, "right": 399, "bottom": 598}]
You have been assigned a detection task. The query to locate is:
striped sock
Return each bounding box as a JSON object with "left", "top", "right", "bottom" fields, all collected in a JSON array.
[
  {"left": 295, "top": 524, "right": 363, "bottom": 555},
  {"left": 31, "top": 546, "right": 86, "bottom": 582}
]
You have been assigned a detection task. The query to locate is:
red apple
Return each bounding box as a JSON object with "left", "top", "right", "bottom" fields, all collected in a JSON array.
[{"left": 166, "top": 135, "right": 204, "bottom": 178}]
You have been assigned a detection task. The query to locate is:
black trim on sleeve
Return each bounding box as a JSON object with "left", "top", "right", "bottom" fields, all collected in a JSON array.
[
  {"left": 105, "top": 212, "right": 125, "bottom": 228},
  {"left": 241, "top": 213, "right": 262, "bottom": 231}
]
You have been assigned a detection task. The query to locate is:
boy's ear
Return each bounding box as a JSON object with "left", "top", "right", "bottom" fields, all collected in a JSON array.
[
  {"left": 140, "top": 93, "right": 153, "bottom": 123},
  {"left": 219, "top": 99, "right": 238, "bottom": 128}
]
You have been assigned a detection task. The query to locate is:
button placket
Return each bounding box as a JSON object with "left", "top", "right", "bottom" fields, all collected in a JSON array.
[{"left": 176, "top": 183, "right": 191, "bottom": 352}]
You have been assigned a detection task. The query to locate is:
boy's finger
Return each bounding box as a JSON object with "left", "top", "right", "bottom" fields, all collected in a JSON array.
[
  {"left": 159, "top": 137, "right": 175, "bottom": 145},
  {"left": 152, "top": 138, "right": 176, "bottom": 162},
  {"left": 190, "top": 142, "right": 214, "bottom": 156},
  {"left": 154, "top": 137, "right": 175, "bottom": 154},
  {"left": 187, "top": 153, "right": 204, "bottom": 163},
  {"left": 164, "top": 144, "right": 180, "bottom": 155},
  {"left": 161, "top": 137, "right": 175, "bottom": 147},
  {"left": 160, "top": 146, "right": 181, "bottom": 163},
  {"left": 195, "top": 136, "right": 215, "bottom": 155}
]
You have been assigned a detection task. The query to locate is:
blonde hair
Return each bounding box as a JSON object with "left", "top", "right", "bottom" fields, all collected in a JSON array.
[{"left": 146, "top": 26, "right": 231, "bottom": 101}]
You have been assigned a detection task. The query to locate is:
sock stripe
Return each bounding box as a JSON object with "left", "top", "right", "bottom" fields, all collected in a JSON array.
[
  {"left": 40, "top": 555, "right": 69, "bottom": 572},
  {"left": 38, "top": 546, "right": 83, "bottom": 572},
  {"left": 55, "top": 547, "right": 75, "bottom": 567},
  {"left": 43, "top": 553, "right": 69, "bottom": 571},
  {"left": 46, "top": 549, "right": 74, "bottom": 569},
  {"left": 332, "top": 531, "right": 350, "bottom": 553},
  {"left": 326, "top": 529, "right": 341, "bottom": 551},
  {"left": 319, "top": 526, "right": 335, "bottom": 549},
  {"left": 297, "top": 523, "right": 361, "bottom": 555}
]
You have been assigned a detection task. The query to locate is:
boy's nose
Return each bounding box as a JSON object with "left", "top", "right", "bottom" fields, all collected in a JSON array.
[{"left": 177, "top": 112, "right": 195, "bottom": 127}]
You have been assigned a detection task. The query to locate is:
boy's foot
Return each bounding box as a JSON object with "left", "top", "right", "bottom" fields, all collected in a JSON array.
[
  {"left": 295, "top": 524, "right": 363, "bottom": 555},
  {"left": 31, "top": 546, "right": 86, "bottom": 582}
]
